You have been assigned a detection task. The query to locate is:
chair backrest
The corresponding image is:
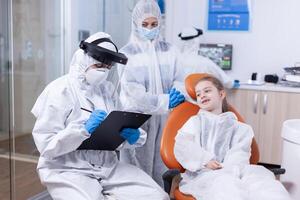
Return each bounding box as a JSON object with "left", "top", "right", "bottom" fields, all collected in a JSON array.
[{"left": 160, "top": 73, "right": 259, "bottom": 172}]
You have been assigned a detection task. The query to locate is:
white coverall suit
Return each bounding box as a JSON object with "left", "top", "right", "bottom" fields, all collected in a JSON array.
[
  {"left": 174, "top": 110, "right": 291, "bottom": 200},
  {"left": 31, "top": 32, "right": 169, "bottom": 200},
  {"left": 119, "top": 0, "right": 183, "bottom": 187}
]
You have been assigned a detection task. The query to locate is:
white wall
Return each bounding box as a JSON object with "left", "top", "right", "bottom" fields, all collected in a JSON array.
[
  {"left": 165, "top": 0, "right": 300, "bottom": 81},
  {"left": 104, "top": 0, "right": 136, "bottom": 48},
  {"left": 63, "top": 0, "right": 103, "bottom": 70},
  {"left": 64, "top": 0, "right": 134, "bottom": 71}
]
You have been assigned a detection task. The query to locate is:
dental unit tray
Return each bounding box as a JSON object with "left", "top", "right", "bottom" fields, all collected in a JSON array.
[{"left": 77, "top": 111, "right": 151, "bottom": 151}]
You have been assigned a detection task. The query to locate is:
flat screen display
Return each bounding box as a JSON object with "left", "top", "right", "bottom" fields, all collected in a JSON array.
[{"left": 198, "top": 43, "right": 233, "bottom": 70}]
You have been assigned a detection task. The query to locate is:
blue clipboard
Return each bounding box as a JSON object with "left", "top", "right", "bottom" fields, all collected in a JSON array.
[{"left": 77, "top": 111, "right": 151, "bottom": 151}]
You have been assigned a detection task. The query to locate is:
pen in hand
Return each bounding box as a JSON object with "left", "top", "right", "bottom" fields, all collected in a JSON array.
[{"left": 81, "top": 107, "right": 92, "bottom": 113}]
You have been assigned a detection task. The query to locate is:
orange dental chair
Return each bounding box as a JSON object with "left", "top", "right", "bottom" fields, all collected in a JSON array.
[{"left": 160, "top": 73, "right": 284, "bottom": 200}]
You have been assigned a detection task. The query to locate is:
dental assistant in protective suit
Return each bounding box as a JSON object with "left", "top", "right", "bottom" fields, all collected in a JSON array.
[
  {"left": 176, "top": 26, "right": 239, "bottom": 91},
  {"left": 119, "top": 0, "right": 185, "bottom": 187},
  {"left": 31, "top": 32, "right": 169, "bottom": 200}
]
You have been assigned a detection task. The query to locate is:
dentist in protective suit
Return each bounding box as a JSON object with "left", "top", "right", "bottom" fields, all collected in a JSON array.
[
  {"left": 31, "top": 32, "right": 169, "bottom": 200},
  {"left": 119, "top": 0, "right": 185, "bottom": 187}
]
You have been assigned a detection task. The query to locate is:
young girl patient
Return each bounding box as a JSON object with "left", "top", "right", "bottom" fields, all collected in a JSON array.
[{"left": 174, "top": 75, "right": 290, "bottom": 200}]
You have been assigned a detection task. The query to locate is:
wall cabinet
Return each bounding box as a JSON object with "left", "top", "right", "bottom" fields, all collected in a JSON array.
[{"left": 226, "top": 89, "right": 300, "bottom": 165}]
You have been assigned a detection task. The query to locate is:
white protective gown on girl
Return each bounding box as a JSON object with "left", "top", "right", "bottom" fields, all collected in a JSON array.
[
  {"left": 174, "top": 110, "right": 291, "bottom": 200},
  {"left": 119, "top": 0, "right": 182, "bottom": 186},
  {"left": 31, "top": 32, "right": 169, "bottom": 200}
]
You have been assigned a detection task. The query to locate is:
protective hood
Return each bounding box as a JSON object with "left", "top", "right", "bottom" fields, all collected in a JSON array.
[
  {"left": 130, "top": 0, "right": 162, "bottom": 43},
  {"left": 68, "top": 32, "right": 123, "bottom": 109},
  {"left": 69, "top": 32, "right": 125, "bottom": 87},
  {"left": 178, "top": 27, "right": 203, "bottom": 53}
]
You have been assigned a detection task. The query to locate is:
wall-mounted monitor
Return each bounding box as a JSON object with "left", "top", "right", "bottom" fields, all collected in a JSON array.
[{"left": 198, "top": 43, "right": 233, "bottom": 70}]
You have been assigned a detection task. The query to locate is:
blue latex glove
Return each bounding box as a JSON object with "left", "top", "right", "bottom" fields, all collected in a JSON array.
[
  {"left": 120, "top": 128, "right": 141, "bottom": 145},
  {"left": 168, "top": 88, "right": 185, "bottom": 109},
  {"left": 85, "top": 110, "right": 107, "bottom": 134},
  {"left": 233, "top": 80, "right": 240, "bottom": 88}
]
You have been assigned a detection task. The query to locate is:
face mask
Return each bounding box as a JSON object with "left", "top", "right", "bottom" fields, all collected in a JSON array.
[
  {"left": 85, "top": 68, "right": 109, "bottom": 86},
  {"left": 138, "top": 27, "right": 159, "bottom": 40}
]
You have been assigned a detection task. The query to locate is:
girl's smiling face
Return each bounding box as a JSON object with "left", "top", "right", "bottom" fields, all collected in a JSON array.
[{"left": 195, "top": 80, "right": 225, "bottom": 114}]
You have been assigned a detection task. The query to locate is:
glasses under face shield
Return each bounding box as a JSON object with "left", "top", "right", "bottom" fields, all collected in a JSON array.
[{"left": 92, "top": 62, "right": 115, "bottom": 70}]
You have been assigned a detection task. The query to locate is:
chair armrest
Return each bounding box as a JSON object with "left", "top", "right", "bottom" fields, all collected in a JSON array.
[
  {"left": 162, "top": 169, "right": 181, "bottom": 194},
  {"left": 257, "top": 162, "right": 286, "bottom": 175}
]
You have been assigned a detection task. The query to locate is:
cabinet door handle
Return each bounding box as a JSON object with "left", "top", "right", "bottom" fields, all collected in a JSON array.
[
  {"left": 263, "top": 93, "right": 268, "bottom": 114},
  {"left": 253, "top": 93, "right": 258, "bottom": 114}
]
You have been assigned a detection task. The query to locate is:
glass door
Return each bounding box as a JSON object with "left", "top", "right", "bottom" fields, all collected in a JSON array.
[
  {"left": 0, "top": 0, "right": 12, "bottom": 199},
  {"left": 0, "top": 0, "right": 134, "bottom": 199},
  {"left": 10, "top": 0, "right": 63, "bottom": 199}
]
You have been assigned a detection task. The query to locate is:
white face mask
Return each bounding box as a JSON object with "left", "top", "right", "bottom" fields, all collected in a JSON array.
[{"left": 85, "top": 68, "right": 109, "bottom": 86}]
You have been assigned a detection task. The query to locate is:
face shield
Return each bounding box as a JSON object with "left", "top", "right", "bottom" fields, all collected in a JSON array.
[
  {"left": 79, "top": 35, "right": 128, "bottom": 111},
  {"left": 79, "top": 37, "right": 128, "bottom": 67},
  {"left": 178, "top": 27, "right": 203, "bottom": 53},
  {"left": 178, "top": 27, "right": 203, "bottom": 41}
]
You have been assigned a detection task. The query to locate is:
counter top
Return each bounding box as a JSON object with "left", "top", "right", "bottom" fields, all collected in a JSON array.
[{"left": 236, "top": 83, "right": 300, "bottom": 93}]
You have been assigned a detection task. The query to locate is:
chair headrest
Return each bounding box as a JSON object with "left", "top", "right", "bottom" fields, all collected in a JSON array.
[{"left": 185, "top": 73, "right": 214, "bottom": 100}]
